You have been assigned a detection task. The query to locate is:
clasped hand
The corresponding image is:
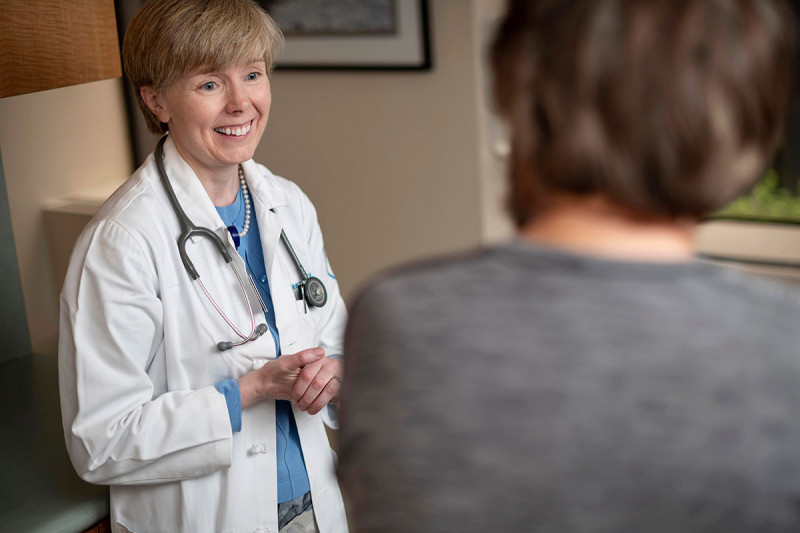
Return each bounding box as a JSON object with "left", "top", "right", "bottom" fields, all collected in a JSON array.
[{"left": 238, "top": 347, "right": 343, "bottom": 415}]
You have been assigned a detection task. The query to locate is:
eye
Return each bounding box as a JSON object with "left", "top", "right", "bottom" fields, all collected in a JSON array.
[
  {"left": 246, "top": 72, "right": 260, "bottom": 81},
  {"left": 200, "top": 81, "right": 217, "bottom": 91}
]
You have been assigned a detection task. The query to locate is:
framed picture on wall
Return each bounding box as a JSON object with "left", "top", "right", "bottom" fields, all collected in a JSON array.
[{"left": 258, "top": 0, "right": 432, "bottom": 70}]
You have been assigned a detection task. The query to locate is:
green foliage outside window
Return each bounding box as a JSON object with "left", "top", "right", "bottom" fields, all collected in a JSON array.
[{"left": 713, "top": 169, "right": 800, "bottom": 223}]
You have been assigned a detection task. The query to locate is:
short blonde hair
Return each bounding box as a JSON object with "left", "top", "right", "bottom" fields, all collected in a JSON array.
[{"left": 123, "top": 0, "right": 284, "bottom": 134}]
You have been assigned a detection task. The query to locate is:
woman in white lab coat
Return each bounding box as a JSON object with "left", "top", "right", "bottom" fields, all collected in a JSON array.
[{"left": 58, "top": 1, "right": 348, "bottom": 531}]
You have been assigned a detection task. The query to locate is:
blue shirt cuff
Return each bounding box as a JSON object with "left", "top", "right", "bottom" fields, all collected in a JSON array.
[{"left": 214, "top": 379, "right": 242, "bottom": 433}]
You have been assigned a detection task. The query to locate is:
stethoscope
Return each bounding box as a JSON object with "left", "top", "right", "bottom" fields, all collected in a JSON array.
[{"left": 155, "top": 135, "right": 327, "bottom": 352}]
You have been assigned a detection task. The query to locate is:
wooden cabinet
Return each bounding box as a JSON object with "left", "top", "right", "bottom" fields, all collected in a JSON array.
[{"left": 0, "top": 0, "right": 121, "bottom": 97}]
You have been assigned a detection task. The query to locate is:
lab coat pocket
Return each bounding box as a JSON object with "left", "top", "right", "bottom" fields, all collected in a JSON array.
[
  {"left": 280, "top": 301, "right": 319, "bottom": 354},
  {"left": 297, "top": 302, "right": 323, "bottom": 349}
]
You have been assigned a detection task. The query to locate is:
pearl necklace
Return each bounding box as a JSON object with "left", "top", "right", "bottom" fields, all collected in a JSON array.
[
  {"left": 226, "top": 164, "right": 250, "bottom": 249},
  {"left": 238, "top": 164, "right": 251, "bottom": 238}
]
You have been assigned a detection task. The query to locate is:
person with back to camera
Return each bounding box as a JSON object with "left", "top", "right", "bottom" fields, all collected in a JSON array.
[
  {"left": 338, "top": 0, "right": 800, "bottom": 531},
  {"left": 58, "top": 0, "right": 350, "bottom": 531}
]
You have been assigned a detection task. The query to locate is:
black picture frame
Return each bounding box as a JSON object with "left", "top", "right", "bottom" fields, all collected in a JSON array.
[{"left": 261, "top": 0, "right": 432, "bottom": 71}]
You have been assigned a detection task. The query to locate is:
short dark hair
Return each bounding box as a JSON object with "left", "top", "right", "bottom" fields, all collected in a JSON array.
[{"left": 491, "top": 0, "right": 796, "bottom": 226}]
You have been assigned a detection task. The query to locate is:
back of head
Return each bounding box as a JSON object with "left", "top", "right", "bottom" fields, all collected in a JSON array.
[
  {"left": 491, "top": 0, "right": 796, "bottom": 226},
  {"left": 122, "top": 0, "right": 283, "bottom": 135}
]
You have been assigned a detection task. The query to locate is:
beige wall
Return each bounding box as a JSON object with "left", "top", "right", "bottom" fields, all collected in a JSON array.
[
  {"left": 0, "top": 78, "right": 133, "bottom": 356},
  {"left": 257, "top": 0, "right": 486, "bottom": 300},
  {"left": 471, "top": 0, "right": 515, "bottom": 243}
]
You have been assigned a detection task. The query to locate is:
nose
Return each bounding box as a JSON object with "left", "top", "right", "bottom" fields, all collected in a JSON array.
[{"left": 225, "top": 80, "right": 250, "bottom": 114}]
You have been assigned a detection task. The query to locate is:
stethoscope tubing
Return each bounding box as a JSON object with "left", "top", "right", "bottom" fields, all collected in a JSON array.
[
  {"left": 155, "top": 134, "right": 327, "bottom": 352},
  {"left": 155, "top": 136, "right": 233, "bottom": 279},
  {"left": 280, "top": 230, "right": 307, "bottom": 282},
  {"left": 196, "top": 263, "right": 256, "bottom": 340},
  {"left": 156, "top": 135, "right": 267, "bottom": 350}
]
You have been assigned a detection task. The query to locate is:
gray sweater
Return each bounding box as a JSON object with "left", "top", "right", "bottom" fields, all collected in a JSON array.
[{"left": 339, "top": 241, "right": 800, "bottom": 533}]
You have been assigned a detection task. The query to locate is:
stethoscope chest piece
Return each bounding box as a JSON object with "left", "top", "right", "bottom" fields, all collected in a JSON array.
[
  {"left": 303, "top": 276, "right": 328, "bottom": 307},
  {"left": 279, "top": 228, "right": 328, "bottom": 311}
]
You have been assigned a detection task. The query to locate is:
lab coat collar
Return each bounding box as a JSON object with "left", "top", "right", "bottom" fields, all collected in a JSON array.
[
  {"left": 160, "top": 135, "right": 225, "bottom": 233},
  {"left": 160, "top": 135, "right": 289, "bottom": 236},
  {"left": 240, "top": 159, "right": 289, "bottom": 213}
]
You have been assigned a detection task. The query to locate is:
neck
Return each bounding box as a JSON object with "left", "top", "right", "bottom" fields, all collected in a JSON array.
[
  {"left": 521, "top": 196, "right": 697, "bottom": 262},
  {"left": 198, "top": 166, "right": 240, "bottom": 207},
  {"left": 171, "top": 142, "right": 241, "bottom": 206}
]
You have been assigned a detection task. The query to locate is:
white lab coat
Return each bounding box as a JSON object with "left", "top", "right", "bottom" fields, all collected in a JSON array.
[{"left": 59, "top": 136, "right": 349, "bottom": 533}]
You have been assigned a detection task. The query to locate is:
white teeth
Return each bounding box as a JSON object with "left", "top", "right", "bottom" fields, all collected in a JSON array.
[{"left": 215, "top": 123, "right": 252, "bottom": 136}]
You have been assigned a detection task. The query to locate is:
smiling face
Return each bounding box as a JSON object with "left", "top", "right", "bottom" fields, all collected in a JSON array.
[{"left": 142, "top": 59, "right": 271, "bottom": 183}]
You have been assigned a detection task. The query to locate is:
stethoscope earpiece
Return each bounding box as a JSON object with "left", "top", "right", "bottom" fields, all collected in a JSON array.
[{"left": 217, "top": 323, "right": 268, "bottom": 352}]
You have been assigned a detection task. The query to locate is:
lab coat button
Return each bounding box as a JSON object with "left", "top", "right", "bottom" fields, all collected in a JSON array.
[
  {"left": 252, "top": 359, "right": 267, "bottom": 371},
  {"left": 248, "top": 443, "right": 268, "bottom": 455},
  {"left": 259, "top": 274, "right": 267, "bottom": 283}
]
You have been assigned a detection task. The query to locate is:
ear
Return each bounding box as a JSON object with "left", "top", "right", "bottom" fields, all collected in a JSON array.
[{"left": 140, "top": 86, "right": 171, "bottom": 124}]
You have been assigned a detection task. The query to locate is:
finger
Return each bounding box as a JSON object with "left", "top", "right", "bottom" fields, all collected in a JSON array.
[
  {"left": 292, "top": 356, "right": 342, "bottom": 405},
  {"left": 306, "top": 378, "right": 342, "bottom": 415},
  {"left": 286, "top": 347, "right": 325, "bottom": 370},
  {"left": 291, "top": 357, "right": 324, "bottom": 403},
  {"left": 293, "top": 360, "right": 328, "bottom": 407}
]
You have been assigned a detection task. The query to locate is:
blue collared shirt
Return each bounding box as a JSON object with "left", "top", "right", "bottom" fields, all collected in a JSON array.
[{"left": 214, "top": 185, "right": 310, "bottom": 503}]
